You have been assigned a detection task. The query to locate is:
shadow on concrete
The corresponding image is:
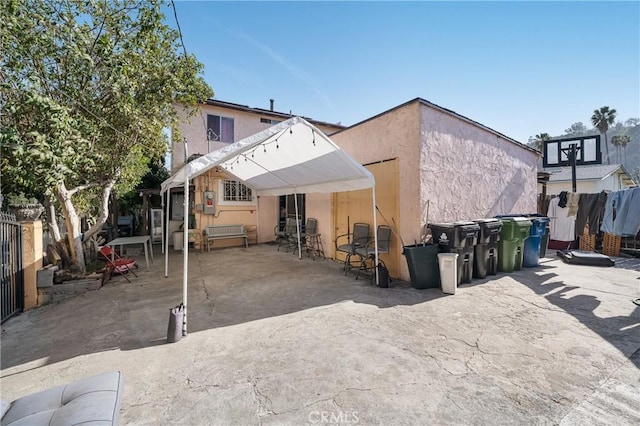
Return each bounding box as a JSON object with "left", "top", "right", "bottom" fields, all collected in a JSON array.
[
  {"left": 1, "top": 245, "right": 447, "bottom": 371},
  {"left": 3, "top": 244, "right": 638, "bottom": 373},
  {"left": 506, "top": 266, "right": 640, "bottom": 367}
]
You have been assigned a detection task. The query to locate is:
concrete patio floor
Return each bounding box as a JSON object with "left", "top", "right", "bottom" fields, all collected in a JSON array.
[{"left": 1, "top": 244, "right": 639, "bottom": 425}]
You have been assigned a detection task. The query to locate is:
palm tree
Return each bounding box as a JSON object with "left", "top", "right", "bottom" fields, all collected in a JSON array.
[
  {"left": 591, "top": 106, "right": 617, "bottom": 165},
  {"left": 612, "top": 134, "right": 631, "bottom": 166},
  {"left": 532, "top": 133, "right": 551, "bottom": 154},
  {"left": 610, "top": 134, "right": 622, "bottom": 163}
]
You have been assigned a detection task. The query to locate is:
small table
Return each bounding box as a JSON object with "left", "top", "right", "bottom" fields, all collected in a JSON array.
[{"left": 106, "top": 236, "right": 154, "bottom": 271}]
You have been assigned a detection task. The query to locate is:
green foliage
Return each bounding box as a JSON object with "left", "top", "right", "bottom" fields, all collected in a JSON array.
[
  {"left": 591, "top": 107, "right": 617, "bottom": 134},
  {"left": 563, "top": 122, "right": 588, "bottom": 137},
  {"left": 1, "top": 0, "right": 212, "bottom": 196},
  {"left": 529, "top": 133, "right": 551, "bottom": 153},
  {"left": 591, "top": 106, "right": 617, "bottom": 165},
  {"left": 117, "top": 156, "right": 170, "bottom": 215},
  {"left": 6, "top": 192, "right": 40, "bottom": 206},
  {"left": 0, "top": 0, "right": 212, "bottom": 269}
]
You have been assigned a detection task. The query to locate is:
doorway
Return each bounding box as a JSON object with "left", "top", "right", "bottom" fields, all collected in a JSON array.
[{"left": 278, "top": 194, "right": 305, "bottom": 231}]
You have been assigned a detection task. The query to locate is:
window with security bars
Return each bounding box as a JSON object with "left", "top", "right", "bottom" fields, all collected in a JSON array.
[{"left": 222, "top": 180, "right": 253, "bottom": 202}]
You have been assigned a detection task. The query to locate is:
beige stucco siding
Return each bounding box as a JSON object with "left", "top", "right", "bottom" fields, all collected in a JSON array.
[
  {"left": 173, "top": 104, "right": 343, "bottom": 172},
  {"left": 331, "top": 102, "right": 421, "bottom": 248},
  {"left": 419, "top": 105, "right": 538, "bottom": 223}
]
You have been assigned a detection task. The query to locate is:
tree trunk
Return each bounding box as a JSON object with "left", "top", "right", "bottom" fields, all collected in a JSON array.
[
  {"left": 604, "top": 132, "right": 610, "bottom": 165},
  {"left": 43, "top": 195, "right": 61, "bottom": 241},
  {"left": 82, "top": 179, "right": 116, "bottom": 241},
  {"left": 55, "top": 181, "right": 86, "bottom": 273}
]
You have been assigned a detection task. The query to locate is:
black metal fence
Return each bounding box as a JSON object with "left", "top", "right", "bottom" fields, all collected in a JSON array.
[{"left": 1, "top": 212, "right": 24, "bottom": 323}]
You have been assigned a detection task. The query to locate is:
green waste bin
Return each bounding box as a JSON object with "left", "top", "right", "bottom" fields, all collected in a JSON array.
[
  {"left": 402, "top": 244, "right": 440, "bottom": 289},
  {"left": 497, "top": 217, "right": 532, "bottom": 273}
]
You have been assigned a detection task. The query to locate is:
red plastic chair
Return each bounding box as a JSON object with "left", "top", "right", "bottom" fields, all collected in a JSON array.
[{"left": 99, "top": 246, "right": 138, "bottom": 282}]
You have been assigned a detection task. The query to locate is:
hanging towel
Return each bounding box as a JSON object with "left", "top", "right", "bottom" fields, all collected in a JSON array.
[
  {"left": 547, "top": 196, "right": 576, "bottom": 241},
  {"left": 615, "top": 187, "right": 640, "bottom": 236},
  {"left": 566, "top": 192, "right": 580, "bottom": 217}
]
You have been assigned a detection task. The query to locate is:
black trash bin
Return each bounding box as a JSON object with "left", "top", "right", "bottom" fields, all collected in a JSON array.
[
  {"left": 472, "top": 219, "right": 503, "bottom": 278},
  {"left": 167, "top": 304, "right": 184, "bottom": 343},
  {"left": 429, "top": 221, "right": 480, "bottom": 285},
  {"left": 377, "top": 263, "right": 390, "bottom": 288},
  {"left": 402, "top": 243, "right": 440, "bottom": 289}
]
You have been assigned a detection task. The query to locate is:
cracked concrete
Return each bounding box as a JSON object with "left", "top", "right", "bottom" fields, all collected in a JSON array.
[{"left": 1, "top": 245, "right": 639, "bottom": 425}]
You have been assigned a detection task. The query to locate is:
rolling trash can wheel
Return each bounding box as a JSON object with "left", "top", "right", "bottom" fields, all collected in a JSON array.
[{"left": 167, "top": 303, "right": 184, "bottom": 343}]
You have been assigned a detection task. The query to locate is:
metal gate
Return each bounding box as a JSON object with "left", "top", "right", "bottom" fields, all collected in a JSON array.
[{"left": 1, "top": 212, "right": 23, "bottom": 323}]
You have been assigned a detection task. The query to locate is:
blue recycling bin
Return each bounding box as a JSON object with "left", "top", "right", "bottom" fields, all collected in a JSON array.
[{"left": 522, "top": 217, "right": 550, "bottom": 267}]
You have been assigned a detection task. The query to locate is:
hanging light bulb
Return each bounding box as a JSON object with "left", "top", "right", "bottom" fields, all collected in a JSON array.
[
  {"left": 276, "top": 138, "right": 279, "bottom": 150},
  {"left": 312, "top": 130, "right": 316, "bottom": 146},
  {"left": 263, "top": 144, "right": 267, "bottom": 153},
  {"left": 289, "top": 127, "right": 293, "bottom": 135}
]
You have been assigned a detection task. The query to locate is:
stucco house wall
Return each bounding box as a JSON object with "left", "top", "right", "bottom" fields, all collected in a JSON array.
[
  {"left": 329, "top": 99, "right": 538, "bottom": 281},
  {"left": 330, "top": 101, "right": 422, "bottom": 248},
  {"left": 419, "top": 105, "right": 538, "bottom": 223},
  {"left": 173, "top": 101, "right": 343, "bottom": 173},
  {"left": 171, "top": 100, "right": 344, "bottom": 246}
]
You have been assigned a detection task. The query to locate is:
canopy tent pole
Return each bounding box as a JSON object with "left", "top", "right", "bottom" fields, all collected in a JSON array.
[
  {"left": 182, "top": 179, "right": 189, "bottom": 336},
  {"left": 372, "top": 183, "right": 379, "bottom": 286},
  {"left": 294, "top": 192, "right": 302, "bottom": 259},
  {"left": 160, "top": 192, "right": 165, "bottom": 255},
  {"left": 164, "top": 189, "right": 170, "bottom": 278}
]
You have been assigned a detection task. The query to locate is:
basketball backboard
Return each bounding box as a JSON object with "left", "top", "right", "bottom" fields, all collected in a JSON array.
[{"left": 542, "top": 135, "right": 601, "bottom": 168}]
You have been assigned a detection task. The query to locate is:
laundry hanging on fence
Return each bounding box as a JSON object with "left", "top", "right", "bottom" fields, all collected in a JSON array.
[
  {"left": 601, "top": 187, "right": 640, "bottom": 237},
  {"left": 547, "top": 196, "right": 575, "bottom": 242},
  {"left": 575, "top": 192, "right": 607, "bottom": 236}
]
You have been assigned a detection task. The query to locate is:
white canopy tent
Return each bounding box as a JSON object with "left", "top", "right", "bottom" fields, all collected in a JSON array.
[{"left": 161, "top": 116, "right": 378, "bottom": 336}]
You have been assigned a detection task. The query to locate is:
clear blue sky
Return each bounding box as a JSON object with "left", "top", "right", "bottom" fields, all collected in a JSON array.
[{"left": 167, "top": 1, "right": 640, "bottom": 143}]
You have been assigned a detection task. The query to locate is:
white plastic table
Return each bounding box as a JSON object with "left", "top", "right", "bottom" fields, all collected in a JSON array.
[{"left": 105, "top": 235, "right": 154, "bottom": 271}]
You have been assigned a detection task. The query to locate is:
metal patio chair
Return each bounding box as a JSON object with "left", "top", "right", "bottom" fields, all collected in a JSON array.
[
  {"left": 355, "top": 225, "right": 393, "bottom": 281},
  {"left": 334, "top": 222, "right": 370, "bottom": 273},
  {"left": 99, "top": 246, "right": 138, "bottom": 283}
]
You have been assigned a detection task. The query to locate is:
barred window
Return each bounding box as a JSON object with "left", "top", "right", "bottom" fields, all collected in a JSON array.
[{"left": 222, "top": 180, "right": 253, "bottom": 202}]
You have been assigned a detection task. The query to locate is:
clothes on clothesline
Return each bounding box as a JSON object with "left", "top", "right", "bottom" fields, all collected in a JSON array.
[
  {"left": 575, "top": 192, "right": 607, "bottom": 236},
  {"left": 566, "top": 192, "right": 580, "bottom": 217},
  {"left": 547, "top": 196, "right": 576, "bottom": 241},
  {"left": 600, "top": 187, "right": 640, "bottom": 237},
  {"left": 558, "top": 191, "right": 568, "bottom": 208}
]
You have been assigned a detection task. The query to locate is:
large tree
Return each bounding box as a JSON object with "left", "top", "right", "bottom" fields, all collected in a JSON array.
[
  {"left": 591, "top": 106, "right": 617, "bottom": 165},
  {"left": 563, "top": 122, "right": 588, "bottom": 137},
  {"left": 0, "top": 0, "right": 213, "bottom": 271}
]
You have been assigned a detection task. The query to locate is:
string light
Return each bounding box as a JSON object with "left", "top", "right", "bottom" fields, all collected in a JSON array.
[
  {"left": 263, "top": 144, "right": 267, "bottom": 153},
  {"left": 276, "top": 138, "right": 279, "bottom": 150},
  {"left": 289, "top": 127, "right": 293, "bottom": 135},
  {"left": 312, "top": 130, "right": 316, "bottom": 146}
]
